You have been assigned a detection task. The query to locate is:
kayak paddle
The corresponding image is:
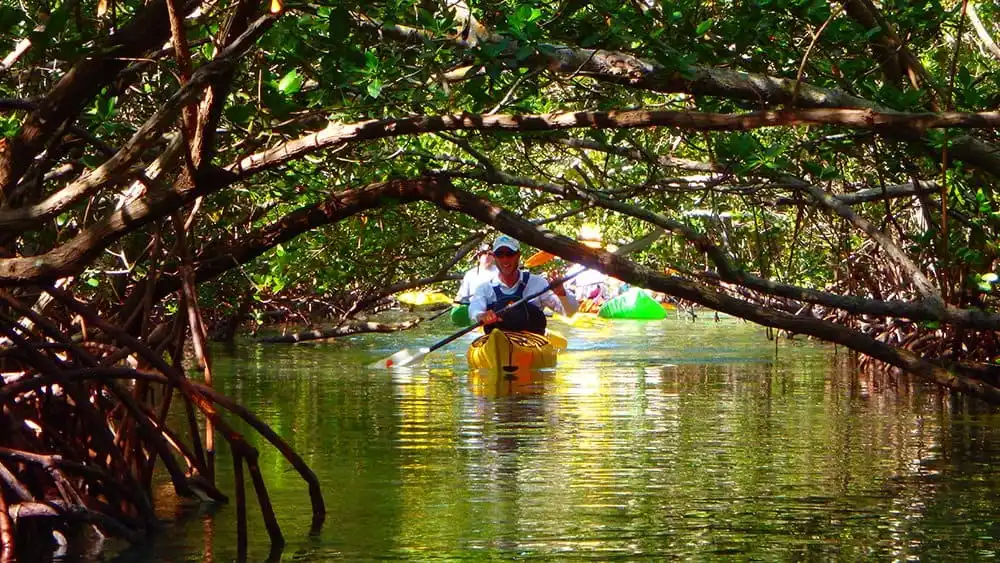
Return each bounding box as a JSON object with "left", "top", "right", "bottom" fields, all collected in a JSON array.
[
  {"left": 523, "top": 250, "right": 556, "bottom": 268},
  {"left": 370, "top": 269, "right": 586, "bottom": 369}
]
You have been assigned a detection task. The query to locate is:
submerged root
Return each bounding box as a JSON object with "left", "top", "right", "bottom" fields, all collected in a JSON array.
[{"left": 0, "top": 288, "right": 325, "bottom": 559}]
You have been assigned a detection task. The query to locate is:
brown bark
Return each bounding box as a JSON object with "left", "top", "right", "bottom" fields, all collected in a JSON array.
[
  {"left": 774, "top": 181, "right": 939, "bottom": 206},
  {"left": 0, "top": 488, "right": 13, "bottom": 563},
  {"left": 210, "top": 289, "right": 255, "bottom": 342},
  {"left": 191, "top": 0, "right": 262, "bottom": 165},
  {"left": 0, "top": 0, "right": 202, "bottom": 197},
  {"left": 46, "top": 173, "right": 980, "bottom": 400},
  {"left": 0, "top": 165, "right": 236, "bottom": 284},
  {"left": 231, "top": 108, "right": 1000, "bottom": 177}
]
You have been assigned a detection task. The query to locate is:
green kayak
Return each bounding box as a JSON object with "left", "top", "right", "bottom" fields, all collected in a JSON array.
[
  {"left": 598, "top": 288, "right": 667, "bottom": 320},
  {"left": 450, "top": 304, "right": 472, "bottom": 326}
]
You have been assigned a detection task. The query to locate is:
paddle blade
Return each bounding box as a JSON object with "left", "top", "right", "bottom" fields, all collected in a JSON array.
[
  {"left": 369, "top": 347, "right": 430, "bottom": 369},
  {"left": 524, "top": 250, "right": 556, "bottom": 268}
]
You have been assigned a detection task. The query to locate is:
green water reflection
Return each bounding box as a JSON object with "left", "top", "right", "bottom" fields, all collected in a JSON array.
[{"left": 117, "top": 315, "right": 1000, "bottom": 561}]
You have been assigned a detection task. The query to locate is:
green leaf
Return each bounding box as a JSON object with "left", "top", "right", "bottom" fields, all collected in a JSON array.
[
  {"left": 367, "top": 79, "right": 382, "bottom": 98},
  {"left": 225, "top": 104, "right": 252, "bottom": 126},
  {"left": 514, "top": 5, "right": 532, "bottom": 25},
  {"left": 86, "top": 278, "right": 100, "bottom": 287},
  {"left": 514, "top": 44, "right": 535, "bottom": 61},
  {"left": 982, "top": 273, "right": 998, "bottom": 283},
  {"left": 100, "top": 96, "right": 116, "bottom": 118},
  {"left": 695, "top": 19, "right": 714, "bottom": 35},
  {"left": 364, "top": 51, "right": 379, "bottom": 71},
  {"left": 278, "top": 69, "right": 303, "bottom": 95}
]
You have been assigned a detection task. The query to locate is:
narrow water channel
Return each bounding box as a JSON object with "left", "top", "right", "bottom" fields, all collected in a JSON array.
[{"left": 113, "top": 314, "right": 1000, "bottom": 561}]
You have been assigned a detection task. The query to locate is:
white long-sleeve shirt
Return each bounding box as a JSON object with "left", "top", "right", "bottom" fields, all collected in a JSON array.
[
  {"left": 455, "top": 264, "right": 498, "bottom": 303},
  {"left": 468, "top": 270, "right": 579, "bottom": 322}
]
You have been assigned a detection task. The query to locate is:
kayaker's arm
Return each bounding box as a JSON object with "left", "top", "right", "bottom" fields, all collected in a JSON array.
[
  {"left": 542, "top": 290, "right": 578, "bottom": 317},
  {"left": 545, "top": 271, "right": 579, "bottom": 317},
  {"left": 467, "top": 282, "right": 492, "bottom": 324},
  {"left": 554, "top": 292, "right": 579, "bottom": 316},
  {"left": 455, "top": 268, "right": 480, "bottom": 303}
]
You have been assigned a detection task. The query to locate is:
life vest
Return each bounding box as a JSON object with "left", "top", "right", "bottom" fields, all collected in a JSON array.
[{"left": 487, "top": 271, "right": 547, "bottom": 335}]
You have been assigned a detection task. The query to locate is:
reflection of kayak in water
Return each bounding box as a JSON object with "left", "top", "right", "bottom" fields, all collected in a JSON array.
[
  {"left": 467, "top": 329, "right": 567, "bottom": 373},
  {"left": 551, "top": 312, "right": 608, "bottom": 328},
  {"left": 469, "top": 368, "right": 547, "bottom": 398}
]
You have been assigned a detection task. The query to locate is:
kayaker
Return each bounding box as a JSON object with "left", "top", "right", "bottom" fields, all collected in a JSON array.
[
  {"left": 468, "top": 235, "right": 579, "bottom": 335},
  {"left": 565, "top": 226, "right": 609, "bottom": 311},
  {"left": 455, "top": 242, "right": 498, "bottom": 304}
]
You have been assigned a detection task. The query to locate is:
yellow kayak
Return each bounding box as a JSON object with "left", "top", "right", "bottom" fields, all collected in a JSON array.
[
  {"left": 467, "top": 330, "right": 567, "bottom": 372},
  {"left": 397, "top": 290, "right": 452, "bottom": 310}
]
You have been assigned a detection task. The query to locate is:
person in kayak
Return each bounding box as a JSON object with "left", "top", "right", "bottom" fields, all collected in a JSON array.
[
  {"left": 468, "top": 235, "right": 579, "bottom": 335},
  {"left": 455, "top": 242, "right": 498, "bottom": 304},
  {"left": 564, "top": 225, "right": 611, "bottom": 312}
]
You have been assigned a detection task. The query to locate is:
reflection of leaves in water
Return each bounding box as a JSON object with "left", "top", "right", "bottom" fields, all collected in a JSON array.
[{"left": 172, "top": 317, "right": 999, "bottom": 561}]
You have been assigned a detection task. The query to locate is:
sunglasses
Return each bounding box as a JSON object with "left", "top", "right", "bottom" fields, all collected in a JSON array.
[{"left": 493, "top": 249, "right": 519, "bottom": 258}]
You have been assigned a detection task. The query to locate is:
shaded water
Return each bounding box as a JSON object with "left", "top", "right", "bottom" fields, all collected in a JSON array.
[{"left": 115, "top": 314, "right": 1000, "bottom": 561}]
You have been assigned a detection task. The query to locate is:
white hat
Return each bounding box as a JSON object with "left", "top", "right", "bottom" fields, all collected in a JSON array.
[{"left": 492, "top": 235, "right": 520, "bottom": 253}]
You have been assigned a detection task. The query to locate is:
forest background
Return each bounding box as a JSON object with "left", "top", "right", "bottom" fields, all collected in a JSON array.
[{"left": 2, "top": 0, "right": 1000, "bottom": 556}]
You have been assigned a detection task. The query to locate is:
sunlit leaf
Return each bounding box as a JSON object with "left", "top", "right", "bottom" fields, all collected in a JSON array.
[{"left": 277, "top": 69, "right": 303, "bottom": 94}]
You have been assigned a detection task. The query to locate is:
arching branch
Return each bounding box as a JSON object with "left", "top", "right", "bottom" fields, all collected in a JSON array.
[
  {"left": 231, "top": 107, "right": 1000, "bottom": 177},
  {"left": 125, "top": 175, "right": 1000, "bottom": 338}
]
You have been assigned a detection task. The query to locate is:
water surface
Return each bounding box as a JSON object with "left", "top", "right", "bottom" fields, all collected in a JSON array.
[{"left": 116, "top": 314, "right": 1000, "bottom": 561}]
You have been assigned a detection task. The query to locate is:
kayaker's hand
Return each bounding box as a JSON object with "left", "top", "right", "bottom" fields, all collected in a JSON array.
[
  {"left": 548, "top": 269, "right": 566, "bottom": 296},
  {"left": 480, "top": 310, "right": 501, "bottom": 325}
]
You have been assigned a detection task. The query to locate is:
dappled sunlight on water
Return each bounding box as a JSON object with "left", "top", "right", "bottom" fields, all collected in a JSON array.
[{"left": 115, "top": 313, "right": 1000, "bottom": 561}]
